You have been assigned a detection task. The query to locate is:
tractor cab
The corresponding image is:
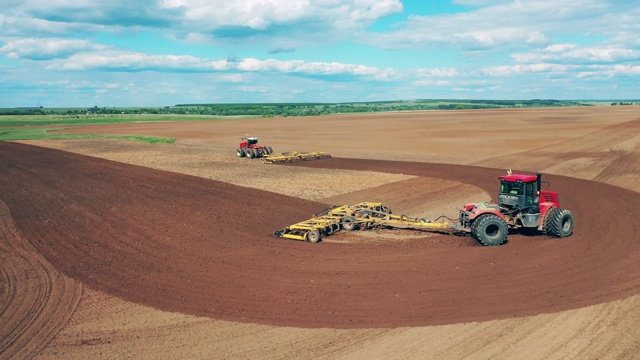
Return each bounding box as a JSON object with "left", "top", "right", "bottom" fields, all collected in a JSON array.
[
  {"left": 243, "top": 137, "right": 259, "bottom": 146},
  {"left": 498, "top": 173, "right": 541, "bottom": 212}
]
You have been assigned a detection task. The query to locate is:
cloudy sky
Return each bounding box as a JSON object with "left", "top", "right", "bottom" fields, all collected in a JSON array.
[{"left": 1, "top": 0, "right": 639, "bottom": 107}]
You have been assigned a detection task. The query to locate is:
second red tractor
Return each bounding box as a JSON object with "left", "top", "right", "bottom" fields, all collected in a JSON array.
[{"left": 236, "top": 136, "right": 273, "bottom": 158}]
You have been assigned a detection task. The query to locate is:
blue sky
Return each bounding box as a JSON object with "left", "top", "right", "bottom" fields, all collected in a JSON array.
[{"left": 1, "top": 0, "right": 639, "bottom": 107}]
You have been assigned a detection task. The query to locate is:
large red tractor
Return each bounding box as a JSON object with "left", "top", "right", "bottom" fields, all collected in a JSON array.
[
  {"left": 459, "top": 172, "right": 574, "bottom": 246},
  {"left": 236, "top": 136, "right": 273, "bottom": 158}
]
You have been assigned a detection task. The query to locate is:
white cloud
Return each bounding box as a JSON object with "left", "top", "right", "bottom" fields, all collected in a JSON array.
[
  {"left": 234, "top": 86, "right": 268, "bottom": 93},
  {"left": 6, "top": 0, "right": 403, "bottom": 35},
  {"left": 415, "top": 68, "right": 459, "bottom": 78},
  {"left": 612, "top": 64, "right": 640, "bottom": 75},
  {"left": 361, "top": 0, "right": 638, "bottom": 52},
  {"left": 43, "top": 50, "right": 395, "bottom": 81},
  {"left": 513, "top": 45, "right": 640, "bottom": 64},
  {"left": 160, "top": 0, "right": 313, "bottom": 30},
  {"left": 3, "top": 0, "right": 404, "bottom": 51},
  {"left": 481, "top": 63, "right": 571, "bottom": 76},
  {"left": 46, "top": 51, "right": 231, "bottom": 71},
  {"left": 220, "top": 74, "right": 247, "bottom": 83},
  {"left": 2, "top": 1, "right": 640, "bottom": 106},
  {"left": 234, "top": 57, "right": 395, "bottom": 79},
  {"left": 0, "top": 38, "right": 107, "bottom": 60},
  {"left": 453, "top": 0, "right": 502, "bottom": 5}
]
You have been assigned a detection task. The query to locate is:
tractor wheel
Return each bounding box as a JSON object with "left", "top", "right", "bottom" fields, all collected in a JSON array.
[
  {"left": 266, "top": 146, "right": 273, "bottom": 154},
  {"left": 307, "top": 230, "right": 321, "bottom": 243},
  {"left": 544, "top": 208, "right": 574, "bottom": 238},
  {"left": 341, "top": 216, "right": 358, "bottom": 231},
  {"left": 471, "top": 214, "right": 508, "bottom": 246},
  {"left": 247, "top": 149, "right": 254, "bottom": 158},
  {"left": 236, "top": 148, "right": 245, "bottom": 157}
]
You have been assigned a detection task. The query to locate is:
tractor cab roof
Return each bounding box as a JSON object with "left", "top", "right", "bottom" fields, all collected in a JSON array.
[{"left": 499, "top": 174, "right": 537, "bottom": 183}]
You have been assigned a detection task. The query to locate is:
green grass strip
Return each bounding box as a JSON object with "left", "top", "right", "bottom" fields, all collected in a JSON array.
[
  {"left": 0, "top": 114, "right": 227, "bottom": 127},
  {"left": 0, "top": 127, "right": 174, "bottom": 144}
]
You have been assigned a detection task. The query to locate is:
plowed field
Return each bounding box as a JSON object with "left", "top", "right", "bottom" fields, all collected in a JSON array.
[{"left": 2, "top": 106, "right": 640, "bottom": 359}]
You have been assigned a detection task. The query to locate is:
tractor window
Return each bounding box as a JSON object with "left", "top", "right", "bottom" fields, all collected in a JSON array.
[
  {"left": 525, "top": 183, "right": 535, "bottom": 205},
  {"left": 500, "top": 181, "right": 523, "bottom": 195}
]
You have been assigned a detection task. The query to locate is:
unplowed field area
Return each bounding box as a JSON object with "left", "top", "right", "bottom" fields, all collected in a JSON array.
[{"left": 2, "top": 106, "right": 640, "bottom": 359}]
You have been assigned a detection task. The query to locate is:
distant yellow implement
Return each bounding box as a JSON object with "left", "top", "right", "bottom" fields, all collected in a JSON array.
[{"left": 263, "top": 151, "right": 331, "bottom": 164}]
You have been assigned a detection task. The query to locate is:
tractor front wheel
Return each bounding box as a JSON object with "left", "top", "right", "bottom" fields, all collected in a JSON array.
[
  {"left": 544, "top": 208, "right": 574, "bottom": 238},
  {"left": 471, "top": 214, "right": 508, "bottom": 246},
  {"left": 236, "top": 148, "right": 245, "bottom": 157}
]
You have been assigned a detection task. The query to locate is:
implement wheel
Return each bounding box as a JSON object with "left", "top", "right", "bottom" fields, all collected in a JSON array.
[
  {"left": 307, "top": 230, "right": 321, "bottom": 243},
  {"left": 341, "top": 216, "right": 358, "bottom": 231},
  {"left": 471, "top": 214, "right": 508, "bottom": 246},
  {"left": 544, "top": 208, "right": 574, "bottom": 237}
]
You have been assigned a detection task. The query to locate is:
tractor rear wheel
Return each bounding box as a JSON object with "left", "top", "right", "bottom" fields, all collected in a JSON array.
[
  {"left": 544, "top": 208, "right": 574, "bottom": 237},
  {"left": 266, "top": 146, "right": 273, "bottom": 154},
  {"left": 307, "top": 230, "right": 321, "bottom": 243},
  {"left": 472, "top": 214, "right": 508, "bottom": 246},
  {"left": 236, "top": 148, "right": 245, "bottom": 157}
]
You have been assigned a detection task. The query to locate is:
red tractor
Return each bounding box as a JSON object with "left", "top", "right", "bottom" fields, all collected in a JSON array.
[
  {"left": 236, "top": 136, "right": 273, "bottom": 158},
  {"left": 459, "top": 172, "right": 574, "bottom": 246}
]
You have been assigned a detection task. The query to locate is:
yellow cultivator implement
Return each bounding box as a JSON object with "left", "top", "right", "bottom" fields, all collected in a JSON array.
[
  {"left": 273, "top": 202, "right": 458, "bottom": 243},
  {"left": 263, "top": 151, "right": 331, "bottom": 164}
]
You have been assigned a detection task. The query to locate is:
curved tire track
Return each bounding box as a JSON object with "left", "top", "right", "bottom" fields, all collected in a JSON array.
[
  {"left": 0, "top": 200, "right": 83, "bottom": 358},
  {"left": 1, "top": 141, "right": 640, "bottom": 329}
]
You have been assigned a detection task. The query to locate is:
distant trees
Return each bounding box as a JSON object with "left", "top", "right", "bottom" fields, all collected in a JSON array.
[
  {"left": 0, "top": 99, "right": 606, "bottom": 117},
  {"left": 611, "top": 102, "right": 638, "bottom": 106}
]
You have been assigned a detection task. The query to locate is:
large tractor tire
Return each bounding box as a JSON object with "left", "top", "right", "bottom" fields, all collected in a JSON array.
[
  {"left": 306, "top": 230, "right": 321, "bottom": 243},
  {"left": 266, "top": 146, "right": 273, "bottom": 154},
  {"left": 471, "top": 214, "right": 508, "bottom": 246},
  {"left": 544, "top": 208, "right": 574, "bottom": 238},
  {"left": 246, "top": 149, "right": 255, "bottom": 158},
  {"left": 236, "top": 148, "right": 245, "bottom": 157}
]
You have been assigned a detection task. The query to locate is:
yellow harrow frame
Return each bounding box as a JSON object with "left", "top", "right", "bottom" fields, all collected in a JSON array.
[
  {"left": 263, "top": 151, "right": 331, "bottom": 164},
  {"left": 273, "top": 202, "right": 456, "bottom": 243}
]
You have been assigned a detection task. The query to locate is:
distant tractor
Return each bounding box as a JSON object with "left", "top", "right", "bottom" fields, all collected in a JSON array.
[
  {"left": 459, "top": 172, "right": 575, "bottom": 246},
  {"left": 236, "top": 136, "right": 273, "bottom": 158}
]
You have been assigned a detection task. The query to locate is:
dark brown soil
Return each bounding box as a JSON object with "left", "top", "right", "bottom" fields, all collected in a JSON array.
[{"left": 2, "top": 141, "right": 640, "bottom": 329}]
